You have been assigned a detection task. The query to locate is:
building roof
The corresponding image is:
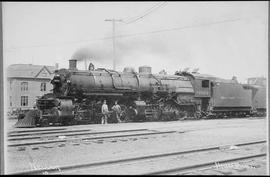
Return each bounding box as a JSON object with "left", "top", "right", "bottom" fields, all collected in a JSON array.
[
  {"left": 7, "top": 64, "right": 56, "bottom": 78},
  {"left": 192, "top": 73, "right": 215, "bottom": 79},
  {"left": 192, "top": 73, "right": 236, "bottom": 83}
]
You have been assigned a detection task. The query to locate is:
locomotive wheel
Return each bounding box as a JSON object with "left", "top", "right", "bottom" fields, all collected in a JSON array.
[
  {"left": 108, "top": 112, "right": 118, "bottom": 123},
  {"left": 40, "top": 119, "right": 49, "bottom": 127},
  {"left": 125, "top": 107, "right": 138, "bottom": 122},
  {"left": 61, "top": 119, "right": 68, "bottom": 126},
  {"left": 69, "top": 118, "right": 78, "bottom": 125},
  {"left": 17, "top": 113, "right": 25, "bottom": 120},
  {"left": 195, "top": 111, "right": 202, "bottom": 119},
  {"left": 61, "top": 116, "right": 74, "bottom": 126},
  {"left": 119, "top": 105, "right": 130, "bottom": 122},
  {"left": 120, "top": 111, "right": 127, "bottom": 122}
]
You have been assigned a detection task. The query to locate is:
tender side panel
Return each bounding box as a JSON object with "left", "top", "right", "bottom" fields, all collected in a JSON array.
[
  {"left": 253, "top": 87, "right": 266, "bottom": 109},
  {"left": 211, "top": 83, "right": 252, "bottom": 108}
]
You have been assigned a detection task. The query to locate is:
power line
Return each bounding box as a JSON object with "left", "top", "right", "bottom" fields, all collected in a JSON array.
[
  {"left": 125, "top": 2, "right": 167, "bottom": 24},
  {"left": 4, "top": 17, "right": 248, "bottom": 51},
  {"left": 115, "top": 17, "right": 244, "bottom": 39},
  {"left": 123, "top": 2, "right": 163, "bottom": 22},
  {"left": 123, "top": 2, "right": 167, "bottom": 25}
]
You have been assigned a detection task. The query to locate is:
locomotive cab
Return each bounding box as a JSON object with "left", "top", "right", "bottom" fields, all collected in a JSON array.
[{"left": 175, "top": 71, "right": 212, "bottom": 117}]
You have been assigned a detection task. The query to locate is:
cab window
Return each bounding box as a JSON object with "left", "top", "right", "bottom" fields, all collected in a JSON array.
[{"left": 202, "top": 80, "right": 209, "bottom": 88}]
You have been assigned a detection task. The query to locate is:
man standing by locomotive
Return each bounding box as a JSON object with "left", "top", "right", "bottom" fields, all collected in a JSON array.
[
  {"left": 112, "top": 101, "right": 122, "bottom": 123},
  {"left": 101, "top": 100, "right": 109, "bottom": 124}
]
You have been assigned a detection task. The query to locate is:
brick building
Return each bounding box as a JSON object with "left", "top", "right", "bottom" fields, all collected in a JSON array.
[{"left": 7, "top": 64, "right": 57, "bottom": 112}]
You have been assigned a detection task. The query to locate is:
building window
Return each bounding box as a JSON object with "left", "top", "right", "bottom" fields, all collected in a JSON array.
[
  {"left": 41, "top": 83, "right": 46, "bottom": 91},
  {"left": 21, "top": 82, "right": 28, "bottom": 91},
  {"left": 202, "top": 80, "right": 209, "bottom": 88},
  {"left": 21, "top": 96, "right": 28, "bottom": 106},
  {"left": 41, "top": 70, "right": 48, "bottom": 77},
  {"left": 10, "top": 96, "right": 12, "bottom": 106}
]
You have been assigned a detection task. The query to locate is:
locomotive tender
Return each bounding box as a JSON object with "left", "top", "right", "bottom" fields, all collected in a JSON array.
[{"left": 15, "top": 59, "right": 266, "bottom": 127}]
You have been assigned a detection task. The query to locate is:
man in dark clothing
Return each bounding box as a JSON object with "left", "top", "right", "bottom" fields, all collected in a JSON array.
[
  {"left": 51, "top": 70, "right": 62, "bottom": 94},
  {"left": 112, "top": 101, "right": 122, "bottom": 123}
]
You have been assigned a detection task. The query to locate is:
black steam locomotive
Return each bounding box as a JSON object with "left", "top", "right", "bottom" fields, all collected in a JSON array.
[{"left": 15, "top": 59, "right": 266, "bottom": 127}]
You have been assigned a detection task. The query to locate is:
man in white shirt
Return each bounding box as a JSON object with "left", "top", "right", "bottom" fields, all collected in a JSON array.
[{"left": 101, "top": 100, "right": 109, "bottom": 124}]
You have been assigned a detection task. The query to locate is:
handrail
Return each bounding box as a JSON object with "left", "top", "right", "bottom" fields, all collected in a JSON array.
[
  {"left": 96, "top": 68, "right": 128, "bottom": 90},
  {"left": 132, "top": 72, "right": 140, "bottom": 88},
  {"left": 151, "top": 74, "right": 162, "bottom": 85},
  {"left": 107, "top": 69, "right": 121, "bottom": 77}
]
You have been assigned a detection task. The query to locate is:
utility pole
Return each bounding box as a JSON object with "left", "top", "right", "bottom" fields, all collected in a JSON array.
[
  {"left": 105, "top": 19, "right": 122, "bottom": 70},
  {"left": 84, "top": 58, "right": 87, "bottom": 70}
]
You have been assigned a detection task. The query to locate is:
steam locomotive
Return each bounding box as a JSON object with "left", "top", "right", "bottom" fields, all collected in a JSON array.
[{"left": 15, "top": 59, "right": 266, "bottom": 127}]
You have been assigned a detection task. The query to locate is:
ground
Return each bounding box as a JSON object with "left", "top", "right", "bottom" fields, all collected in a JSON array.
[{"left": 5, "top": 117, "right": 268, "bottom": 175}]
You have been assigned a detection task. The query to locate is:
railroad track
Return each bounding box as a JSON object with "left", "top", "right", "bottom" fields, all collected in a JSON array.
[
  {"left": 7, "top": 128, "right": 149, "bottom": 140},
  {"left": 8, "top": 129, "right": 91, "bottom": 138},
  {"left": 10, "top": 140, "right": 266, "bottom": 175},
  {"left": 7, "top": 129, "right": 177, "bottom": 147},
  {"left": 146, "top": 153, "right": 266, "bottom": 175},
  {"left": 9, "top": 128, "right": 67, "bottom": 134}
]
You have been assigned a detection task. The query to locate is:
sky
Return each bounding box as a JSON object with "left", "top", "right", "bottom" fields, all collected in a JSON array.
[{"left": 2, "top": 1, "right": 268, "bottom": 83}]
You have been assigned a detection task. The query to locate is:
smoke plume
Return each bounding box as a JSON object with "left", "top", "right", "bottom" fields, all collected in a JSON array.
[
  {"left": 71, "top": 36, "right": 170, "bottom": 66},
  {"left": 71, "top": 47, "right": 111, "bottom": 63}
]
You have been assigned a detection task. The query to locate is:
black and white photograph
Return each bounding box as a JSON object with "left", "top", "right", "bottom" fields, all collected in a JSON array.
[{"left": 1, "top": 1, "right": 269, "bottom": 175}]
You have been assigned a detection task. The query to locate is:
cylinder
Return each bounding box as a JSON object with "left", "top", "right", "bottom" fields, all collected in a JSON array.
[
  {"left": 139, "top": 66, "right": 151, "bottom": 74},
  {"left": 69, "top": 59, "right": 77, "bottom": 70}
]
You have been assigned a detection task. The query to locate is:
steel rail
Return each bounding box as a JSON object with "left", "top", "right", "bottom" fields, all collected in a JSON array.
[
  {"left": 9, "top": 140, "right": 266, "bottom": 175},
  {"left": 8, "top": 128, "right": 148, "bottom": 138},
  {"left": 8, "top": 129, "right": 90, "bottom": 137},
  {"left": 8, "top": 128, "right": 149, "bottom": 141},
  {"left": 7, "top": 130, "right": 176, "bottom": 147},
  {"left": 145, "top": 153, "right": 266, "bottom": 175},
  {"left": 8, "top": 128, "right": 66, "bottom": 134}
]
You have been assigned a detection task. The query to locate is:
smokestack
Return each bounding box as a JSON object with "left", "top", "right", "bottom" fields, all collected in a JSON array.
[
  {"left": 69, "top": 59, "right": 77, "bottom": 70},
  {"left": 55, "top": 63, "right": 59, "bottom": 69}
]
